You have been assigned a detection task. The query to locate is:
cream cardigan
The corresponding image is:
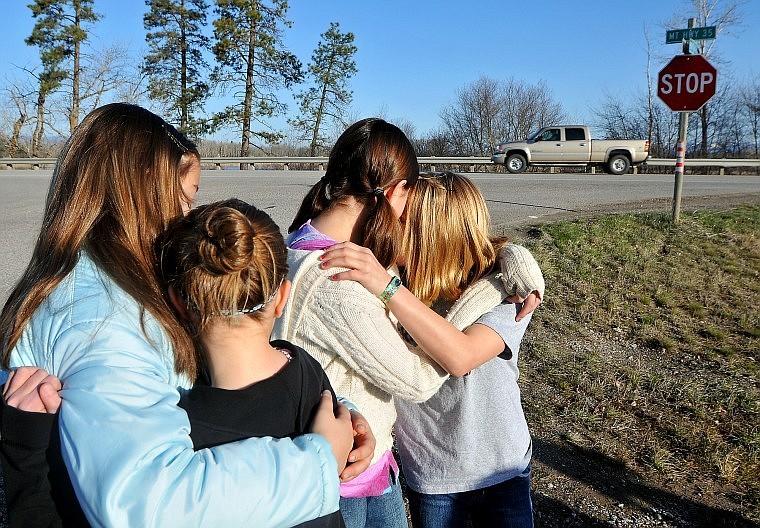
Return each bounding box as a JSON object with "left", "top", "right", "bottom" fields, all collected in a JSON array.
[{"left": 272, "top": 249, "right": 448, "bottom": 460}]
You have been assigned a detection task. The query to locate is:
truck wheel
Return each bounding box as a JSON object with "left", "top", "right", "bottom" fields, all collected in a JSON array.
[
  {"left": 607, "top": 155, "right": 630, "bottom": 175},
  {"left": 506, "top": 153, "right": 527, "bottom": 174}
]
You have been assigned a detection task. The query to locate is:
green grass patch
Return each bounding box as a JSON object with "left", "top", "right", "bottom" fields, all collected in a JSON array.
[{"left": 519, "top": 205, "right": 760, "bottom": 521}]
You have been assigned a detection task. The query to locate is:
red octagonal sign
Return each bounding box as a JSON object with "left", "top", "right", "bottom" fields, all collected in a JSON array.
[{"left": 658, "top": 54, "right": 717, "bottom": 112}]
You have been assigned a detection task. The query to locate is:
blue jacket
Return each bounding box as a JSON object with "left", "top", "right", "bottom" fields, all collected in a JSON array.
[{"left": 8, "top": 253, "right": 340, "bottom": 527}]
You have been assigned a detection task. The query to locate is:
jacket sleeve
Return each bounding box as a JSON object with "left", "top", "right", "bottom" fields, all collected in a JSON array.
[
  {"left": 51, "top": 320, "right": 339, "bottom": 527},
  {"left": 312, "top": 280, "right": 448, "bottom": 403},
  {"left": 0, "top": 395, "right": 63, "bottom": 528}
]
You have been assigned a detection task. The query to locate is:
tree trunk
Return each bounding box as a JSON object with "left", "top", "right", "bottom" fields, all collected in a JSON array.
[
  {"left": 645, "top": 28, "right": 654, "bottom": 147},
  {"left": 70, "top": 10, "right": 81, "bottom": 133},
  {"left": 240, "top": 17, "right": 255, "bottom": 168},
  {"left": 10, "top": 113, "right": 27, "bottom": 157},
  {"left": 310, "top": 55, "right": 333, "bottom": 157},
  {"left": 180, "top": 0, "right": 188, "bottom": 131},
  {"left": 700, "top": 105, "right": 709, "bottom": 157},
  {"left": 32, "top": 91, "right": 47, "bottom": 157}
]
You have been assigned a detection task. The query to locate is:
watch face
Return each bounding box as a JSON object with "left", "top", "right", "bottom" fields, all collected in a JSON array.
[{"left": 379, "top": 276, "right": 402, "bottom": 304}]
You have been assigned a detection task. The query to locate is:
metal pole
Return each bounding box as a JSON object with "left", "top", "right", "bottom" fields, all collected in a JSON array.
[
  {"left": 672, "top": 119, "right": 688, "bottom": 222},
  {"left": 671, "top": 17, "right": 695, "bottom": 223}
]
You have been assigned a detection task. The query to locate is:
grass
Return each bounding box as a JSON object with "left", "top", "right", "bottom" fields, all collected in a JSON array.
[{"left": 518, "top": 205, "right": 759, "bottom": 521}]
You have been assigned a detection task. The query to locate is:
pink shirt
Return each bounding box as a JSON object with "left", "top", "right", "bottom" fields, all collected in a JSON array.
[{"left": 340, "top": 449, "right": 399, "bottom": 498}]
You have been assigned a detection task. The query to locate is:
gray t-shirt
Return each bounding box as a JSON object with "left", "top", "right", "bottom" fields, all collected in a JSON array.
[{"left": 394, "top": 301, "right": 532, "bottom": 494}]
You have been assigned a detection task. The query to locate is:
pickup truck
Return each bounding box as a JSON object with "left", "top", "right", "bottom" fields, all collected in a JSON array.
[{"left": 491, "top": 125, "right": 649, "bottom": 175}]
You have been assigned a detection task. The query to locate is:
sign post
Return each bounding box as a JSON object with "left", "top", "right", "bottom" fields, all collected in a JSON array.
[{"left": 659, "top": 18, "right": 718, "bottom": 223}]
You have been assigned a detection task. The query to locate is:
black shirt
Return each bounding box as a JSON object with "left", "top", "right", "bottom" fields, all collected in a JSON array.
[{"left": 0, "top": 340, "right": 345, "bottom": 527}]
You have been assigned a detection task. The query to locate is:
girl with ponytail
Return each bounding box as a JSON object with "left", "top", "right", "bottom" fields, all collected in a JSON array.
[{"left": 277, "top": 120, "right": 542, "bottom": 528}]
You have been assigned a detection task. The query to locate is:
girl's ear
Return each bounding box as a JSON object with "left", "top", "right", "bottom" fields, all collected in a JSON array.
[
  {"left": 385, "top": 180, "right": 409, "bottom": 219},
  {"left": 167, "top": 286, "right": 191, "bottom": 321},
  {"left": 273, "top": 279, "right": 292, "bottom": 318}
]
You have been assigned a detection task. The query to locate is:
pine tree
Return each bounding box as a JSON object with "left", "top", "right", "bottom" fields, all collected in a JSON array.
[
  {"left": 211, "top": 0, "right": 302, "bottom": 157},
  {"left": 143, "top": 0, "right": 211, "bottom": 136},
  {"left": 26, "top": 0, "right": 100, "bottom": 151},
  {"left": 290, "top": 22, "right": 357, "bottom": 156}
]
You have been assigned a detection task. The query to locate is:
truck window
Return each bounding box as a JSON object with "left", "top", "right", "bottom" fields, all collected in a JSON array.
[
  {"left": 540, "top": 129, "right": 560, "bottom": 141},
  {"left": 565, "top": 128, "right": 586, "bottom": 141}
]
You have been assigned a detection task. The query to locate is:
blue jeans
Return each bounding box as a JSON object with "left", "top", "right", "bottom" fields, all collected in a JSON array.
[
  {"left": 406, "top": 465, "right": 533, "bottom": 528},
  {"left": 339, "top": 476, "right": 408, "bottom": 528}
]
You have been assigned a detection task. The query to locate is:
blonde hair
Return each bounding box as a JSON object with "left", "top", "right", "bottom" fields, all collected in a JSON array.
[
  {"left": 401, "top": 172, "right": 499, "bottom": 306},
  {"left": 0, "top": 103, "right": 201, "bottom": 378},
  {"left": 159, "top": 199, "right": 288, "bottom": 335}
]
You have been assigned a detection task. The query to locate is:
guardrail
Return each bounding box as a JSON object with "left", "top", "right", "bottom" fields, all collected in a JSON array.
[
  {"left": 198, "top": 156, "right": 495, "bottom": 171},
  {"left": 0, "top": 157, "right": 57, "bottom": 169},
  {"left": 1, "top": 156, "right": 758, "bottom": 173},
  {"left": 0, "top": 156, "right": 494, "bottom": 171},
  {"left": 645, "top": 158, "right": 760, "bottom": 174}
]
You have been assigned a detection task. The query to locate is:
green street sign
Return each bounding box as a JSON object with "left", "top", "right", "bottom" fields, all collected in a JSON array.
[{"left": 666, "top": 26, "right": 716, "bottom": 44}]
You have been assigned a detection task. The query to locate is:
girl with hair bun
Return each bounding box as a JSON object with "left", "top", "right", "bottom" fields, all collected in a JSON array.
[{"left": 160, "top": 198, "right": 351, "bottom": 527}]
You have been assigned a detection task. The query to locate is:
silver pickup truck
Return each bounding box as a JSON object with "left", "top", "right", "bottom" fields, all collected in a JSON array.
[{"left": 491, "top": 125, "right": 649, "bottom": 175}]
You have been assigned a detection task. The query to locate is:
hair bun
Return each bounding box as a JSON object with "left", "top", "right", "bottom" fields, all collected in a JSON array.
[{"left": 197, "top": 208, "right": 255, "bottom": 274}]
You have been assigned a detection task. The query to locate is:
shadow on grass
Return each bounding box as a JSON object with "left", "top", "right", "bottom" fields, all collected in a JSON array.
[{"left": 532, "top": 438, "right": 755, "bottom": 527}]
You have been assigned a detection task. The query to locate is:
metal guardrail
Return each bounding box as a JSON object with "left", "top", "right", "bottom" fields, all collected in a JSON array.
[
  {"left": 645, "top": 158, "right": 760, "bottom": 168},
  {"left": 0, "top": 156, "right": 494, "bottom": 171},
  {"left": 0, "top": 157, "right": 58, "bottom": 169},
  {"left": 1, "top": 156, "right": 758, "bottom": 172},
  {"left": 197, "top": 156, "right": 494, "bottom": 171}
]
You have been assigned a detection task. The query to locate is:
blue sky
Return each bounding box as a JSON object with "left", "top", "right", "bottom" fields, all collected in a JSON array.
[{"left": 2, "top": 0, "right": 759, "bottom": 140}]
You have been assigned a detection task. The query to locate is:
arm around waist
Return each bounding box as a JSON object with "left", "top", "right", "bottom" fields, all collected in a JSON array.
[{"left": 53, "top": 321, "right": 340, "bottom": 527}]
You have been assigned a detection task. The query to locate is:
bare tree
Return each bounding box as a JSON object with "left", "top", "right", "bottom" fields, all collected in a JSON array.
[
  {"left": 440, "top": 76, "right": 565, "bottom": 156},
  {"left": 1, "top": 78, "right": 37, "bottom": 157},
  {"left": 593, "top": 90, "right": 637, "bottom": 139},
  {"left": 52, "top": 43, "right": 135, "bottom": 122},
  {"left": 415, "top": 128, "right": 454, "bottom": 157},
  {"left": 738, "top": 74, "right": 760, "bottom": 158},
  {"left": 643, "top": 24, "right": 655, "bottom": 146}
]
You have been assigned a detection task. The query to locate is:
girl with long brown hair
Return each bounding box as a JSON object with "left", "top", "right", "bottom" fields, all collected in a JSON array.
[{"left": 0, "top": 103, "right": 369, "bottom": 526}]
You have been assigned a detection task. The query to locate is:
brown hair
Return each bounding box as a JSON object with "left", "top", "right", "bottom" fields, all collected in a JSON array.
[
  {"left": 159, "top": 199, "right": 288, "bottom": 335},
  {"left": 401, "top": 172, "right": 504, "bottom": 306},
  {"left": 289, "top": 118, "right": 419, "bottom": 268},
  {"left": 0, "top": 103, "right": 201, "bottom": 378}
]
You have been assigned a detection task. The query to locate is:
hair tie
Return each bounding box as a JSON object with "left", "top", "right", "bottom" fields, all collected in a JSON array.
[
  {"left": 373, "top": 187, "right": 384, "bottom": 197},
  {"left": 324, "top": 182, "right": 332, "bottom": 200},
  {"left": 162, "top": 124, "right": 188, "bottom": 153}
]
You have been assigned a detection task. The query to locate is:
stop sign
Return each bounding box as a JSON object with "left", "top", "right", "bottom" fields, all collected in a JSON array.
[{"left": 658, "top": 54, "right": 717, "bottom": 111}]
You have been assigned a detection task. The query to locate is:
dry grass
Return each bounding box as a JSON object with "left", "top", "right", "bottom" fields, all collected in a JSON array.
[{"left": 519, "top": 205, "right": 759, "bottom": 523}]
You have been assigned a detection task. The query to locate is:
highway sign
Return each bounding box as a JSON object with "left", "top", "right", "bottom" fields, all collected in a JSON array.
[{"left": 666, "top": 26, "right": 716, "bottom": 44}]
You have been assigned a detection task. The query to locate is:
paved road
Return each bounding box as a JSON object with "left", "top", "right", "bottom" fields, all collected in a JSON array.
[{"left": 2, "top": 169, "right": 759, "bottom": 300}]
